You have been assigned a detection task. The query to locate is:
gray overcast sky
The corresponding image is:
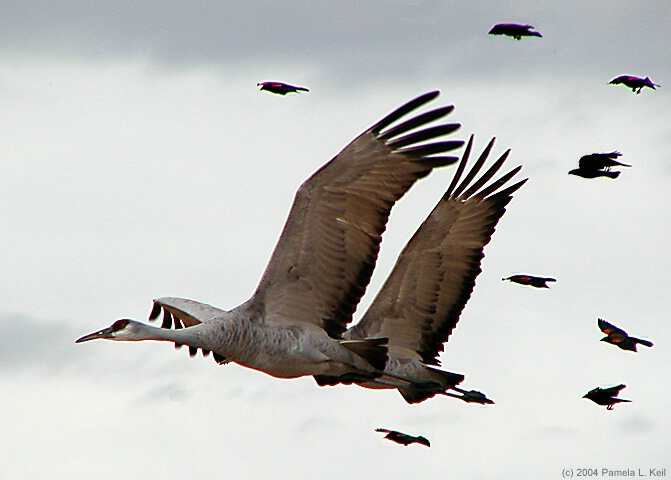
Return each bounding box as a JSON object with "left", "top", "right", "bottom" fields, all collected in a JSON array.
[{"left": 1, "top": 2, "right": 670, "bottom": 479}]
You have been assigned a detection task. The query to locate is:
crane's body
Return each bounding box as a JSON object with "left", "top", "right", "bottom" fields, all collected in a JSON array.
[
  {"left": 78, "top": 299, "right": 385, "bottom": 379},
  {"left": 77, "top": 92, "right": 524, "bottom": 403},
  {"left": 77, "top": 91, "right": 466, "bottom": 392}
]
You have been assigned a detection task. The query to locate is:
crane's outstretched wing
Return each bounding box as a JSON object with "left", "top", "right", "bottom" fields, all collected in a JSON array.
[
  {"left": 148, "top": 297, "right": 230, "bottom": 363},
  {"left": 346, "top": 135, "right": 526, "bottom": 365},
  {"left": 247, "top": 92, "right": 464, "bottom": 338}
]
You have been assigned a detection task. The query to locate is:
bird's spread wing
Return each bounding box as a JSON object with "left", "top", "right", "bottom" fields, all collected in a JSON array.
[
  {"left": 602, "top": 384, "right": 626, "bottom": 396},
  {"left": 345, "top": 135, "right": 526, "bottom": 365},
  {"left": 578, "top": 154, "right": 599, "bottom": 170},
  {"left": 598, "top": 318, "right": 626, "bottom": 336},
  {"left": 247, "top": 92, "right": 464, "bottom": 338},
  {"left": 148, "top": 297, "right": 230, "bottom": 363},
  {"left": 149, "top": 297, "right": 226, "bottom": 329}
]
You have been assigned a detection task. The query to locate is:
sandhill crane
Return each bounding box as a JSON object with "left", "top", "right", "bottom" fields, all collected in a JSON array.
[
  {"left": 321, "top": 135, "right": 526, "bottom": 403},
  {"left": 77, "top": 91, "right": 465, "bottom": 389},
  {"left": 257, "top": 81, "right": 309, "bottom": 95}
]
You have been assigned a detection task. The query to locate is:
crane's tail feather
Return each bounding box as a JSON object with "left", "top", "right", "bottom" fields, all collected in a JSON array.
[
  {"left": 397, "top": 368, "right": 465, "bottom": 404},
  {"left": 339, "top": 337, "right": 388, "bottom": 371}
]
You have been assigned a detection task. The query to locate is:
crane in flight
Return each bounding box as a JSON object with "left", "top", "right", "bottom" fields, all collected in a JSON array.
[
  {"left": 77, "top": 91, "right": 465, "bottom": 390},
  {"left": 321, "top": 135, "right": 526, "bottom": 403},
  {"left": 77, "top": 92, "right": 525, "bottom": 402}
]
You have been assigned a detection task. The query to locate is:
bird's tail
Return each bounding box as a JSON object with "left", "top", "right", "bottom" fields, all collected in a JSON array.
[
  {"left": 633, "top": 337, "right": 654, "bottom": 348},
  {"left": 398, "top": 366, "right": 465, "bottom": 404},
  {"left": 340, "top": 337, "right": 388, "bottom": 371},
  {"left": 645, "top": 77, "right": 660, "bottom": 89}
]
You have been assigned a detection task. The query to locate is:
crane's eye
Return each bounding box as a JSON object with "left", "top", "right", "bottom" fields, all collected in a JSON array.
[{"left": 111, "top": 319, "right": 130, "bottom": 331}]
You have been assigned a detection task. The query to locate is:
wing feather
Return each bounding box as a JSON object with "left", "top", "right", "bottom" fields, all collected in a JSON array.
[
  {"left": 598, "top": 318, "right": 626, "bottom": 336},
  {"left": 248, "top": 92, "right": 464, "bottom": 337},
  {"left": 346, "top": 135, "right": 526, "bottom": 365}
]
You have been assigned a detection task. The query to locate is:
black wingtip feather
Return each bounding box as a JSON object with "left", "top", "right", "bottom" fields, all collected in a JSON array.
[
  {"left": 452, "top": 137, "right": 496, "bottom": 198},
  {"left": 444, "top": 134, "right": 475, "bottom": 198},
  {"left": 161, "top": 310, "right": 173, "bottom": 329},
  {"left": 149, "top": 302, "right": 162, "bottom": 321},
  {"left": 461, "top": 149, "right": 511, "bottom": 199},
  {"left": 397, "top": 140, "right": 464, "bottom": 158},
  {"left": 370, "top": 91, "right": 440, "bottom": 135},
  {"left": 213, "top": 353, "right": 229, "bottom": 364},
  {"left": 378, "top": 107, "right": 457, "bottom": 142},
  {"left": 475, "top": 165, "right": 523, "bottom": 199},
  {"left": 386, "top": 123, "right": 461, "bottom": 149}
]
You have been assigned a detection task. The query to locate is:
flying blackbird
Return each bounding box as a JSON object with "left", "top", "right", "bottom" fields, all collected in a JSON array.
[
  {"left": 598, "top": 318, "right": 653, "bottom": 352},
  {"left": 375, "top": 428, "right": 430, "bottom": 447},
  {"left": 609, "top": 75, "right": 660, "bottom": 94},
  {"left": 257, "top": 81, "right": 309, "bottom": 95},
  {"left": 457, "top": 390, "right": 495, "bottom": 404},
  {"left": 503, "top": 274, "right": 556, "bottom": 288},
  {"left": 583, "top": 384, "right": 631, "bottom": 410},
  {"left": 488, "top": 23, "right": 542, "bottom": 40},
  {"left": 568, "top": 168, "right": 620, "bottom": 179},
  {"left": 579, "top": 151, "right": 631, "bottom": 170},
  {"left": 569, "top": 151, "right": 630, "bottom": 179}
]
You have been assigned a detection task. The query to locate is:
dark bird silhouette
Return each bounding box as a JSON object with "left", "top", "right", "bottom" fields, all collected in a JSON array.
[
  {"left": 375, "top": 428, "right": 430, "bottom": 447},
  {"left": 458, "top": 390, "right": 495, "bottom": 404},
  {"left": 583, "top": 384, "right": 631, "bottom": 410},
  {"left": 488, "top": 23, "right": 542, "bottom": 40},
  {"left": 257, "top": 81, "right": 309, "bottom": 95},
  {"left": 569, "top": 151, "right": 631, "bottom": 179},
  {"left": 598, "top": 318, "right": 653, "bottom": 352},
  {"left": 503, "top": 274, "right": 556, "bottom": 288},
  {"left": 579, "top": 151, "right": 631, "bottom": 170},
  {"left": 568, "top": 168, "right": 620, "bottom": 179},
  {"left": 609, "top": 75, "right": 660, "bottom": 94}
]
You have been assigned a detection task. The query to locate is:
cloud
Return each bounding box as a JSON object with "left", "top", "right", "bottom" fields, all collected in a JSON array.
[
  {"left": 134, "top": 380, "right": 192, "bottom": 403},
  {"left": 0, "top": 312, "right": 89, "bottom": 372},
  {"left": 617, "top": 414, "right": 656, "bottom": 434},
  {"left": 1, "top": 1, "right": 667, "bottom": 85}
]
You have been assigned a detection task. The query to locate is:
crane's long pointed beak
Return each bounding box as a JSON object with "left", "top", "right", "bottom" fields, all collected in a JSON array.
[{"left": 76, "top": 327, "right": 114, "bottom": 343}]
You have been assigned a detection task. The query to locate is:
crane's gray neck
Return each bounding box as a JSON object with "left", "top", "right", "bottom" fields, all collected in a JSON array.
[{"left": 128, "top": 321, "right": 224, "bottom": 354}]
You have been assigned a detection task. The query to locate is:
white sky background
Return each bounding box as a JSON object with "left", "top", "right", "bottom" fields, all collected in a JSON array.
[{"left": 1, "top": 1, "right": 670, "bottom": 478}]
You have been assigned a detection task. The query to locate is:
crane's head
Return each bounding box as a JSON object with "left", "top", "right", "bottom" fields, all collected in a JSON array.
[{"left": 76, "top": 319, "right": 142, "bottom": 343}]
